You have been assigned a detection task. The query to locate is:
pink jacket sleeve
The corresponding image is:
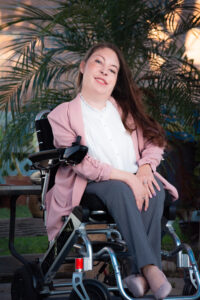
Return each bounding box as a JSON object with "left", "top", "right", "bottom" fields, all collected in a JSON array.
[
  {"left": 136, "top": 127, "right": 164, "bottom": 172},
  {"left": 48, "top": 103, "right": 112, "bottom": 182}
]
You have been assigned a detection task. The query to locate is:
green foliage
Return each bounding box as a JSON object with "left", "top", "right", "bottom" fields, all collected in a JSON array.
[
  {"left": 0, "top": 236, "right": 48, "bottom": 256},
  {"left": 0, "top": 205, "right": 32, "bottom": 219},
  {"left": 0, "top": 0, "right": 200, "bottom": 171},
  {"left": 162, "top": 218, "right": 189, "bottom": 250},
  {"left": 0, "top": 205, "right": 47, "bottom": 256}
]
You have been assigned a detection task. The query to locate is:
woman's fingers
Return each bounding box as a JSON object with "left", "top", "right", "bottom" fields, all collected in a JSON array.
[
  {"left": 146, "top": 184, "right": 153, "bottom": 198},
  {"left": 134, "top": 174, "right": 161, "bottom": 212},
  {"left": 152, "top": 177, "right": 161, "bottom": 191},
  {"left": 142, "top": 179, "right": 153, "bottom": 198},
  {"left": 146, "top": 178, "right": 160, "bottom": 197},
  {"left": 142, "top": 176, "right": 160, "bottom": 196},
  {"left": 144, "top": 194, "right": 149, "bottom": 211},
  {"left": 136, "top": 200, "right": 143, "bottom": 212},
  {"left": 146, "top": 181, "right": 155, "bottom": 197},
  {"left": 131, "top": 175, "right": 150, "bottom": 212},
  {"left": 135, "top": 194, "right": 149, "bottom": 212}
]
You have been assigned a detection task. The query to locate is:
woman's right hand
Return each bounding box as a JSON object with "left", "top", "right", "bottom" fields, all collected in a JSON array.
[
  {"left": 110, "top": 169, "right": 149, "bottom": 212},
  {"left": 126, "top": 173, "right": 149, "bottom": 212}
]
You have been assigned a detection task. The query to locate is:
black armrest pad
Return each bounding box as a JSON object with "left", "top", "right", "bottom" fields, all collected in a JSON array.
[{"left": 29, "top": 148, "right": 65, "bottom": 163}]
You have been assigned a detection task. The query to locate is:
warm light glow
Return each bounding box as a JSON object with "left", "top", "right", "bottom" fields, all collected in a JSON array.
[
  {"left": 149, "top": 25, "right": 169, "bottom": 42},
  {"left": 148, "top": 0, "right": 200, "bottom": 71},
  {"left": 0, "top": 0, "right": 200, "bottom": 73},
  {"left": 185, "top": 28, "right": 200, "bottom": 68},
  {"left": 149, "top": 53, "right": 166, "bottom": 71}
]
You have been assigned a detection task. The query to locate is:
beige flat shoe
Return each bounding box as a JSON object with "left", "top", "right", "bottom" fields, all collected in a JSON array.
[
  {"left": 153, "top": 277, "right": 172, "bottom": 299},
  {"left": 123, "top": 274, "right": 149, "bottom": 297},
  {"left": 143, "top": 266, "right": 172, "bottom": 299}
]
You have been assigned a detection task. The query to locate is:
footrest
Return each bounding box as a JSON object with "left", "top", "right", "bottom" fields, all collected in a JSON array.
[{"left": 92, "top": 241, "right": 125, "bottom": 253}]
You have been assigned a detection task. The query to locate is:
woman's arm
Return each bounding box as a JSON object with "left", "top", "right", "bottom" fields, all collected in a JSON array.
[
  {"left": 136, "top": 128, "right": 165, "bottom": 197},
  {"left": 137, "top": 144, "right": 164, "bottom": 172},
  {"left": 48, "top": 103, "right": 112, "bottom": 182},
  {"left": 136, "top": 124, "right": 164, "bottom": 172}
]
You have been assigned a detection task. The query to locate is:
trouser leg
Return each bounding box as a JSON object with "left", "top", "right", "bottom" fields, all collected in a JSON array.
[
  {"left": 140, "top": 182, "right": 165, "bottom": 270},
  {"left": 84, "top": 179, "right": 165, "bottom": 274}
]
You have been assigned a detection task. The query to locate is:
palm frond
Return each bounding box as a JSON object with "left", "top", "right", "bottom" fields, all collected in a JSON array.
[{"left": 0, "top": 0, "right": 200, "bottom": 172}]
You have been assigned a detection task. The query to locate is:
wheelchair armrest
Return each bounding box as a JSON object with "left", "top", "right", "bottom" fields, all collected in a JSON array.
[
  {"left": 29, "top": 136, "right": 88, "bottom": 166},
  {"left": 28, "top": 148, "right": 65, "bottom": 163},
  {"left": 63, "top": 145, "right": 88, "bottom": 165}
]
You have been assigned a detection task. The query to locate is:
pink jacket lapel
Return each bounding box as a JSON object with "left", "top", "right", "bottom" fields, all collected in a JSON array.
[{"left": 68, "top": 94, "right": 87, "bottom": 146}]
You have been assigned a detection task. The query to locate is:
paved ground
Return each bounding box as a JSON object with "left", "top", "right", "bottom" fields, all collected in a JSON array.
[{"left": 0, "top": 277, "right": 185, "bottom": 300}]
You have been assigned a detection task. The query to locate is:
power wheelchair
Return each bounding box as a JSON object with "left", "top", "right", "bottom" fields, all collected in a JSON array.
[{"left": 11, "top": 109, "right": 200, "bottom": 300}]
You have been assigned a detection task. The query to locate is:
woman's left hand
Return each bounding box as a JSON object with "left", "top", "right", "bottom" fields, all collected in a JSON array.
[{"left": 136, "top": 164, "right": 160, "bottom": 198}]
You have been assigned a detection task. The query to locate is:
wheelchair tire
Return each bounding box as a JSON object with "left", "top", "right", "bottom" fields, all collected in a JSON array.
[
  {"left": 69, "top": 279, "right": 111, "bottom": 300},
  {"left": 11, "top": 266, "right": 42, "bottom": 300},
  {"left": 183, "top": 281, "right": 196, "bottom": 296}
]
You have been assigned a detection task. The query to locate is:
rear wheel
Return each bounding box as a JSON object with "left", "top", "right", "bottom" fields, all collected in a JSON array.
[
  {"left": 183, "top": 280, "right": 197, "bottom": 296},
  {"left": 11, "top": 266, "right": 42, "bottom": 300},
  {"left": 69, "top": 279, "right": 111, "bottom": 300}
]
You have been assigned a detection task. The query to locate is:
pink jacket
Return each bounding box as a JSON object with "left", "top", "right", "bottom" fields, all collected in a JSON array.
[{"left": 46, "top": 94, "right": 178, "bottom": 240}]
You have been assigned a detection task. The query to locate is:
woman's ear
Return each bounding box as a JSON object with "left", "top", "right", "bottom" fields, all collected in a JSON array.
[{"left": 80, "top": 61, "right": 85, "bottom": 74}]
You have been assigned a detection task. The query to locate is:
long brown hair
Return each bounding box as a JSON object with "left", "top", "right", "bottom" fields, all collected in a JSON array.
[{"left": 77, "top": 42, "right": 166, "bottom": 147}]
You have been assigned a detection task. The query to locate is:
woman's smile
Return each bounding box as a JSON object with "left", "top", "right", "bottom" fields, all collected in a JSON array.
[{"left": 94, "top": 77, "right": 108, "bottom": 85}]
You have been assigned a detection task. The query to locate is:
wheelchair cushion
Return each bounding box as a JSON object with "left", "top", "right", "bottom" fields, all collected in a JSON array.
[{"left": 80, "top": 193, "right": 114, "bottom": 223}]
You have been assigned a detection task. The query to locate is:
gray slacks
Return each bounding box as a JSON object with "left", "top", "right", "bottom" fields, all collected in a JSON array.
[{"left": 84, "top": 179, "right": 165, "bottom": 274}]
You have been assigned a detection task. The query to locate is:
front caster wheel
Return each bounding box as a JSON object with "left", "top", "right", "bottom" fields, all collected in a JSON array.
[{"left": 69, "top": 279, "right": 111, "bottom": 300}]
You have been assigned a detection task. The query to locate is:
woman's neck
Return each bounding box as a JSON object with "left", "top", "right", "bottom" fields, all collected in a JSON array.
[{"left": 80, "top": 92, "right": 108, "bottom": 110}]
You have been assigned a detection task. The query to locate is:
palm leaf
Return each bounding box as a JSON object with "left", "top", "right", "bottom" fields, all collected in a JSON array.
[{"left": 0, "top": 0, "right": 200, "bottom": 172}]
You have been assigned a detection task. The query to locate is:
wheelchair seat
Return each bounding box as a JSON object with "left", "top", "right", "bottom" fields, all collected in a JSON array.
[{"left": 80, "top": 193, "right": 115, "bottom": 223}]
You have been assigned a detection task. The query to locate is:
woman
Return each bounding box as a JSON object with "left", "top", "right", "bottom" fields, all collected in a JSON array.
[{"left": 46, "top": 42, "right": 178, "bottom": 299}]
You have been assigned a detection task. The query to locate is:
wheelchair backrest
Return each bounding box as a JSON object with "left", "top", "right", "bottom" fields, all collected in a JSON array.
[
  {"left": 35, "top": 110, "right": 59, "bottom": 191},
  {"left": 35, "top": 110, "right": 54, "bottom": 151},
  {"left": 34, "top": 110, "right": 88, "bottom": 193}
]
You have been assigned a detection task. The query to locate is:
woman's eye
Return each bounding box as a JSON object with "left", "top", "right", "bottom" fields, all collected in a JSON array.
[
  {"left": 109, "top": 69, "right": 116, "bottom": 74},
  {"left": 95, "top": 59, "right": 102, "bottom": 64}
]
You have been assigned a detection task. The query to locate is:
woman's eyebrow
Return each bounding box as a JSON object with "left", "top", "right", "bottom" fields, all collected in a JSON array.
[{"left": 94, "top": 54, "right": 119, "bottom": 70}]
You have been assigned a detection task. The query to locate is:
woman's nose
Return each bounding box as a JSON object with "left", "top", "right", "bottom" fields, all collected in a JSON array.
[{"left": 100, "top": 69, "right": 108, "bottom": 76}]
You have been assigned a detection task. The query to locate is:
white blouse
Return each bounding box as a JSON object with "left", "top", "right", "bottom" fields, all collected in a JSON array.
[{"left": 80, "top": 96, "right": 138, "bottom": 174}]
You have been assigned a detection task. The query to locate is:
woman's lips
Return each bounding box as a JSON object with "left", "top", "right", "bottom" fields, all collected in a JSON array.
[{"left": 95, "top": 77, "right": 108, "bottom": 85}]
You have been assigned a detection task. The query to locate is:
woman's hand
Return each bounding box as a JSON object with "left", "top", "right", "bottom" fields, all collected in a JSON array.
[
  {"left": 110, "top": 168, "right": 149, "bottom": 212},
  {"left": 127, "top": 174, "right": 149, "bottom": 211},
  {"left": 136, "top": 164, "right": 160, "bottom": 198}
]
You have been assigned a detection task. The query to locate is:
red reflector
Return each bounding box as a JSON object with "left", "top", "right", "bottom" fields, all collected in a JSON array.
[{"left": 75, "top": 258, "right": 83, "bottom": 271}]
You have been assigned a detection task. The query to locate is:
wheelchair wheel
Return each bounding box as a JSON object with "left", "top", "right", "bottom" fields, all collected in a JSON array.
[
  {"left": 11, "top": 266, "right": 42, "bottom": 300},
  {"left": 183, "top": 280, "right": 196, "bottom": 296},
  {"left": 69, "top": 279, "right": 111, "bottom": 300}
]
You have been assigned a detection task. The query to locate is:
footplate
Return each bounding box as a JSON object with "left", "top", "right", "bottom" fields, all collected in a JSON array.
[{"left": 40, "top": 206, "right": 83, "bottom": 283}]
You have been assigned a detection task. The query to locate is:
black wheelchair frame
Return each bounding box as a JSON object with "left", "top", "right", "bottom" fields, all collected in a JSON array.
[{"left": 10, "top": 109, "right": 200, "bottom": 300}]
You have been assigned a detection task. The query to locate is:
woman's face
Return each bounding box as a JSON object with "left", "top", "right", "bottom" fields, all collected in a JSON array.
[{"left": 80, "top": 47, "right": 120, "bottom": 99}]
